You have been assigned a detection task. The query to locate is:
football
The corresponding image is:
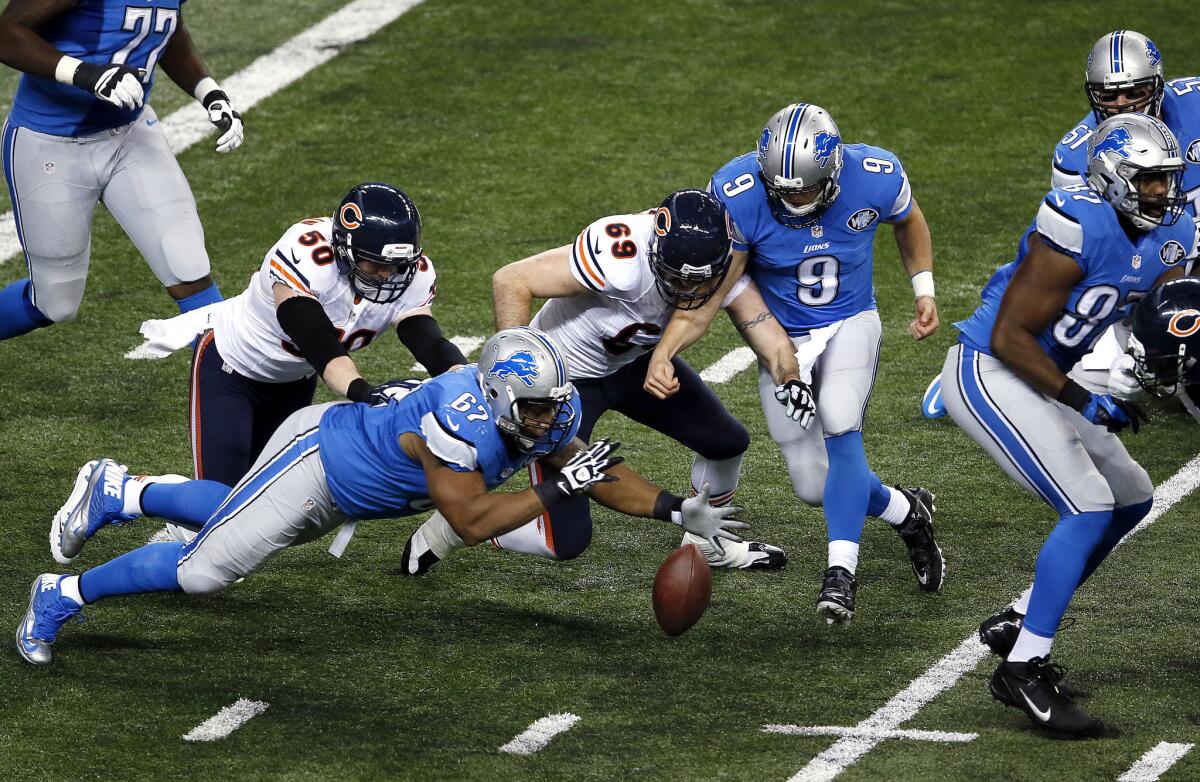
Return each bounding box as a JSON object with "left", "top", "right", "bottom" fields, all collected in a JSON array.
[{"left": 652, "top": 544, "right": 713, "bottom": 636}]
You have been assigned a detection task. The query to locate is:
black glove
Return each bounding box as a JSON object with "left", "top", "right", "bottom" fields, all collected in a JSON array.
[
  {"left": 200, "top": 89, "right": 244, "bottom": 153},
  {"left": 774, "top": 378, "right": 816, "bottom": 429},
  {"left": 73, "top": 62, "right": 146, "bottom": 110}
]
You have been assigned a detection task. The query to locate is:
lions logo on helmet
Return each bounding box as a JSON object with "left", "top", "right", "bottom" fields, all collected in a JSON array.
[
  {"left": 487, "top": 346, "right": 541, "bottom": 388},
  {"left": 1086, "top": 114, "right": 1186, "bottom": 231},
  {"left": 813, "top": 130, "right": 840, "bottom": 169},
  {"left": 1092, "top": 126, "right": 1133, "bottom": 159}
]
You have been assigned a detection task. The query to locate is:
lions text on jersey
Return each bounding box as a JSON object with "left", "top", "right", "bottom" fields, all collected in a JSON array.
[
  {"left": 531, "top": 210, "right": 677, "bottom": 379},
  {"left": 317, "top": 367, "right": 581, "bottom": 519},
  {"left": 956, "top": 184, "right": 1198, "bottom": 370},
  {"left": 9, "top": 0, "right": 183, "bottom": 136},
  {"left": 1052, "top": 77, "right": 1200, "bottom": 218},
  {"left": 710, "top": 145, "right": 911, "bottom": 333},
  {"left": 212, "top": 217, "right": 437, "bottom": 383}
]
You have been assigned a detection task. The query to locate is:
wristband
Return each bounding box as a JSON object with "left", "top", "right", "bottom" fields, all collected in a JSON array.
[
  {"left": 911, "top": 270, "right": 935, "bottom": 299},
  {"left": 346, "top": 378, "right": 371, "bottom": 403},
  {"left": 652, "top": 491, "right": 684, "bottom": 522},
  {"left": 193, "top": 76, "right": 221, "bottom": 104},
  {"left": 55, "top": 55, "right": 83, "bottom": 86},
  {"left": 1057, "top": 378, "right": 1091, "bottom": 411}
]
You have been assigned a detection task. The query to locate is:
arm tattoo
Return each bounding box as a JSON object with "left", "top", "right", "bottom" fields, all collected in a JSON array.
[{"left": 735, "top": 310, "right": 775, "bottom": 332}]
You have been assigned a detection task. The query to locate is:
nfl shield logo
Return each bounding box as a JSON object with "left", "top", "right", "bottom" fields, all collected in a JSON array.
[
  {"left": 44, "top": 162, "right": 54, "bottom": 175},
  {"left": 811, "top": 225, "right": 823, "bottom": 238},
  {"left": 1132, "top": 255, "right": 1142, "bottom": 269}
]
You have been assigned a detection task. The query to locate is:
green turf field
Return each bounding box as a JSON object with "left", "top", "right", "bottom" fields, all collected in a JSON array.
[{"left": 2, "top": 1, "right": 1199, "bottom": 780}]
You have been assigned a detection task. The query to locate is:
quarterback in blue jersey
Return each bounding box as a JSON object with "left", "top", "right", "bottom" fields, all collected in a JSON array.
[
  {"left": 0, "top": 0, "right": 244, "bottom": 340},
  {"left": 943, "top": 114, "right": 1195, "bottom": 733},
  {"left": 17, "top": 328, "right": 747, "bottom": 665},
  {"left": 646, "top": 103, "right": 944, "bottom": 624}
]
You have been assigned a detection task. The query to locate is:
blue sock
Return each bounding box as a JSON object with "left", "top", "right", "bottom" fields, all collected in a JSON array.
[
  {"left": 823, "top": 431, "right": 872, "bottom": 543},
  {"left": 176, "top": 281, "right": 223, "bottom": 313},
  {"left": 79, "top": 542, "right": 184, "bottom": 603},
  {"left": 1079, "top": 498, "right": 1152, "bottom": 584},
  {"left": 1024, "top": 510, "right": 1111, "bottom": 637},
  {"left": 142, "top": 480, "right": 231, "bottom": 529},
  {"left": 865, "top": 472, "right": 890, "bottom": 517},
  {"left": 0, "top": 279, "right": 52, "bottom": 340}
]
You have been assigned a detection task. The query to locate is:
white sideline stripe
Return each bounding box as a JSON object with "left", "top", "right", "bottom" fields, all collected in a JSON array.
[
  {"left": 498, "top": 712, "right": 580, "bottom": 755},
  {"left": 787, "top": 453, "right": 1200, "bottom": 782},
  {"left": 1118, "top": 742, "right": 1194, "bottom": 782},
  {"left": 0, "top": 0, "right": 427, "bottom": 266},
  {"left": 410, "top": 335, "right": 484, "bottom": 371},
  {"left": 182, "top": 698, "right": 268, "bottom": 742},
  {"left": 763, "top": 725, "right": 977, "bottom": 743},
  {"left": 699, "top": 346, "right": 756, "bottom": 383}
]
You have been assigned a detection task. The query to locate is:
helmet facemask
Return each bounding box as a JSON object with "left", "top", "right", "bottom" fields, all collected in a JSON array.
[
  {"left": 491, "top": 385, "right": 577, "bottom": 456},
  {"left": 1106, "top": 163, "right": 1186, "bottom": 231},
  {"left": 648, "top": 242, "right": 731, "bottom": 310},
  {"left": 1087, "top": 77, "right": 1164, "bottom": 122},
  {"left": 1128, "top": 332, "right": 1194, "bottom": 399},
  {"left": 758, "top": 156, "right": 843, "bottom": 230},
  {"left": 333, "top": 235, "right": 421, "bottom": 304}
]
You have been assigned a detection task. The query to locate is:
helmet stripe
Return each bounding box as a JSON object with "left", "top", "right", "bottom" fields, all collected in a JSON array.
[
  {"left": 781, "top": 103, "right": 808, "bottom": 181},
  {"left": 525, "top": 328, "right": 566, "bottom": 387},
  {"left": 1111, "top": 29, "right": 1123, "bottom": 73}
]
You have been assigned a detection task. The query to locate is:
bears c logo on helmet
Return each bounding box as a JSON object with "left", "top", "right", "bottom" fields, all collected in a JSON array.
[
  {"left": 1167, "top": 309, "right": 1200, "bottom": 338},
  {"left": 339, "top": 202, "right": 363, "bottom": 230},
  {"left": 654, "top": 206, "right": 672, "bottom": 237}
]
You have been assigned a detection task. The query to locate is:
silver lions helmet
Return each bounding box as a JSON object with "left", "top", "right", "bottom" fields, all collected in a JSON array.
[
  {"left": 477, "top": 327, "right": 578, "bottom": 456},
  {"left": 756, "top": 103, "right": 843, "bottom": 229},
  {"left": 1085, "top": 30, "right": 1165, "bottom": 121},
  {"left": 1086, "top": 113, "right": 1186, "bottom": 231}
]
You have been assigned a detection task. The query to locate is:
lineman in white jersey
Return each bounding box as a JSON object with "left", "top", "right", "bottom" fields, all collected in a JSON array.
[
  {"left": 52, "top": 183, "right": 468, "bottom": 560},
  {"left": 399, "top": 189, "right": 812, "bottom": 573}
]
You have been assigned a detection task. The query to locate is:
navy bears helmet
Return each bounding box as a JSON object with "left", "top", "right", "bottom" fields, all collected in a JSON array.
[
  {"left": 331, "top": 183, "right": 423, "bottom": 303},
  {"left": 647, "top": 189, "right": 733, "bottom": 310},
  {"left": 1128, "top": 277, "right": 1200, "bottom": 397}
]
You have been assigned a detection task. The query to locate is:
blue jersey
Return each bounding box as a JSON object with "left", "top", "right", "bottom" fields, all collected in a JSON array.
[
  {"left": 1051, "top": 77, "right": 1200, "bottom": 219},
  {"left": 316, "top": 367, "right": 581, "bottom": 520},
  {"left": 710, "top": 144, "right": 912, "bottom": 333},
  {"left": 8, "top": 0, "right": 184, "bottom": 136},
  {"left": 956, "top": 185, "right": 1198, "bottom": 371}
]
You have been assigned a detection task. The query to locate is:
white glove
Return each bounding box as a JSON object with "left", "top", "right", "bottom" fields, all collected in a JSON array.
[
  {"left": 553, "top": 439, "right": 623, "bottom": 496},
  {"left": 775, "top": 378, "right": 816, "bottom": 429},
  {"left": 1107, "top": 353, "right": 1144, "bottom": 400},
  {"left": 201, "top": 90, "right": 244, "bottom": 153},
  {"left": 678, "top": 483, "right": 749, "bottom": 556},
  {"left": 367, "top": 379, "right": 423, "bottom": 406}
]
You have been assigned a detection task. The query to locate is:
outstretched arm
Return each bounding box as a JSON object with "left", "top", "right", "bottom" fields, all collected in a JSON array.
[
  {"left": 491, "top": 245, "right": 588, "bottom": 329},
  {"left": 0, "top": 0, "right": 76, "bottom": 79}
]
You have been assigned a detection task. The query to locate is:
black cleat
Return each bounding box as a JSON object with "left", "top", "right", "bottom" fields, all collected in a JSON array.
[
  {"left": 894, "top": 486, "right": 944, "bottom": 592},
  {"left": 816, "top": 566, "right": 857, "bottom": 624},
  {"left": 979, "top": 606, "right": 1024, "bottom": 657},
  {"left": 990, "top": 657, "right": 1103, "bottom": 734},
  {"left": 398, "top": 529, "right": 442, "bottom": 576}
]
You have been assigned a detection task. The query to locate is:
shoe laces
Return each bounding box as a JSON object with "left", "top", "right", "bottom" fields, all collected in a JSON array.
[
  {"left": 34, "top": 598, "right": 84, "bottom": 641},
  {"left": 1027, "top": 656, "right": 1069, "bottom": 687}
]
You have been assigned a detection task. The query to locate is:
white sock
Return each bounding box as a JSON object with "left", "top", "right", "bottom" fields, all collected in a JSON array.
[
  {"left": 691, "top": 454, "right": 743, "bottom": 506},
  {"left": 1007, "top": 626, "right": 1053, "bottom": 663},
  {"left": 123, "top": 473, "right": 188, "bottom": 517},
  {"left": 827, "top": 540, "right": 859, "bottom": 573},
  {"left": 419, "top": 511, "right": 466, "bottom": 558},
  {"left": 60, "top": 575, "right": 85, "bottom": 606},
  {"left": 1012, "top": 587, "right": 1033, "bottom": 616},
  {"left": 876, "top": 486, "right": 910, "bottom": 526}
]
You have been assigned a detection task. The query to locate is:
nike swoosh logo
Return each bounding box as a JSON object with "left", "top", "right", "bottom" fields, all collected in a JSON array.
[
  {"left": 445, "top": 417, "right": 460, "bottom": 432},
  {"left": 1054, "top": 152, "right": 1064, "bottom": 164},
  {"left": 146, "top": 119, "right": 159, "bottom": 126},
  {"left": 1052, "top": 193, "right": 1066, "bottom": 207},
  {"left": 916, "top": 570, "right": 929, "bottom": 584},
  {"left": 1020, "top": 688, "right": 1052, "bottom": 722},
  {"left": 924, "top": 388, "right": 942, "bottom": 416}
]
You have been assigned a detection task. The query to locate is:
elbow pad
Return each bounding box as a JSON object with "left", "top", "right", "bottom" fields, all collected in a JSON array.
[
  {"left": 276, "top": 296, "right": 347, "bottom": 374},
  {"left": 396, "top": 314, "right": 467, "bottom": 376}
]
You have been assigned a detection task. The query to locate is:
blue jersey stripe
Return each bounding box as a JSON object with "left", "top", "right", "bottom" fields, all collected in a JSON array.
[
  {"left": 1, "top": 122, "right": 33, "bottom": 289},
  {"left": 1111, "top": 30, "right": 1123, "bottom": 73},
  {"left": 274, "top": 249, "right": 312, "bottom": 289}
]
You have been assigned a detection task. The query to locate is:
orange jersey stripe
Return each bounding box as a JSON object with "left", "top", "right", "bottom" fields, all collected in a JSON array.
[
  {"left": 269, "top": 260, "right": 315, "bottom": 296},
  {"left": 575, "top": 233, "right": 605, "bottom": 289}
]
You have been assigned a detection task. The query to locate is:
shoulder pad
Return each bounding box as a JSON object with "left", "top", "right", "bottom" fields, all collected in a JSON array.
[
  {"left": 1036, "top": 189, "right": 1103, "bottom": 257},
  {"left": 844, "top": 144, "right": 910, "bottom": 217},
  {"left": 264, "top": 218, "right": 339, "bottom": 298},
  {"left": 568, "top": 215, "right": 650, "bottom": 294},
  {"left": 419, "top": 411, "right": 480, "bottom": 473}
]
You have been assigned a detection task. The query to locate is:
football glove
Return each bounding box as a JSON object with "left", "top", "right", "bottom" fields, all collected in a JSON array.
[
  {"left": 367, "top": 379, "right": 423, "bottom": 406},
  {"left": 1080, "top": 392, "right": 1147, "bottom": 434},
  {"left": 553, "top": 438, "right": 623, "bottom": 496},
  {"left": 73, "top": 62, "right": 145, "bottom": 110},
  {"left": 1107, "top": 353, "right": 1144, "bottom": 399},
  {"left": 775, "top": 378, "right": 816, "bottom": 429},
  {"left": 679, "top": 483, "right": 749, "bottom": 556},
  {"left": 201, "top": 89, "right": 244, "bottom": 153}
]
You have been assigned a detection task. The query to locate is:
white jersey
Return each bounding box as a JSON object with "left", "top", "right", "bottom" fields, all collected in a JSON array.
[{"left": 212, "top": 217, "right": 437, "bottom": 383}]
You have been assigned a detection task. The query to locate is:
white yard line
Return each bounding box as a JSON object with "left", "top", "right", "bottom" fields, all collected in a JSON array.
[
  {"left": 0, "top": 0, "right": 427, "bottom": 266},
  {"left": 785, "top": 453, "right": 1200, "bottom": 782},
  {"left": 1118, "top": 742, "right": 1194, "bottom": 782},
  {"left": 498, "top": 712, "right": 580, "bottom": 755},
  {"left": 763, "top": 725, "right": 977, "bottom": 743},
  {"left": 699, "top": 346, "right": 756, "bottom": 383},
  {"left": 182, "top": 698, "right": 268, "bottom": 742}
]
